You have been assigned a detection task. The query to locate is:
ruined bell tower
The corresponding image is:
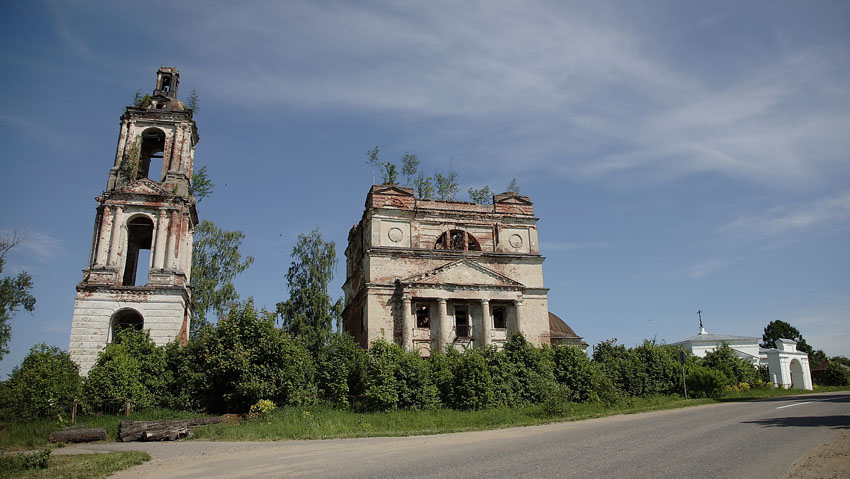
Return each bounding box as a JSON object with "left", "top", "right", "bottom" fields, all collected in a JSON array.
[{"left": 69, "top": 67, "right": 199, "bottom": 374}]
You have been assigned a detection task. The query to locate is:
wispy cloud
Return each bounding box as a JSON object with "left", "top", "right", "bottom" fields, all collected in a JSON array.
[
  {"left": 720, "top": 191, "right": 850, "bottom": 240},
  {"left": 541, "top": 241, "right": 610, "bottom": 252},
  {"left": 1, "top": 230, "right": 65, "bottom": 263},
  {"left": 690, "top": 257, "right": 739, "bottom": 279}
]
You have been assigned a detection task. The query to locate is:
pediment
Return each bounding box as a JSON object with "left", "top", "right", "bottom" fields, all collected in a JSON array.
[
  {"left": 371, "top": 185, "right": 414, "bottom": 197},
  {"left": 493, "top": 193, "right": 532, "bottom": 205},
  {"left": 116, "top": 178, "right": 172, "bottom": 196},
  {"left": 402, "top": 259, "right": 524, "bottom": 288}
]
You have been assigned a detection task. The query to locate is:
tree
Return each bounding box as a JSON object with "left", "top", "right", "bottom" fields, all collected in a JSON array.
[
  {"left": 435, "top": 171, "right": 460, "bottom": 201},
  {"left": 401, "top": 152, "right": 420, "bottom": 187},
  {"left": 190, "top": 220, "right": 254, "bottom": 337},
  {"left": 382, "top": 162, "right": 399, "bottom": 185},
  {"left": 413, "top": 171, "right": 435, "bottom": 199},
  {"left": 365, "top": 146, "right": 381, "bottom": 184},
  {"left": 185, "top": 89, "right": 199, "bottom": 114},
  {"left": 0, "top": 233, "right": 36, "bottom": 361},
  {"left": 190, "top": 166, "right": 214, "bottom": 202},
  {"left": 468, "top": 185, "right": 492, "bottom": 204},
  {"left": 6, "top": 344, "right": 81, "bottom": 419},
  {"left": 761, "top": 320, "right": 814, "bottom": 358},
  {"left": 276, "top": 229, "right": 343, "bottom": 357},
  {"left": 506, "top": 178, "right": 520, "bottom": 194}
]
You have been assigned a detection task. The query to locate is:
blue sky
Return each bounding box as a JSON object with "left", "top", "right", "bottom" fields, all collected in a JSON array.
[{"left": 1, "top": 1, "right": 848, "bottom": 376}]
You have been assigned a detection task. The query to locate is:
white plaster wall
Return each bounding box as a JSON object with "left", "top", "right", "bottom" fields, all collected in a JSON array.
[{"left": 69, "top": 290, "right": 187, "bottom": 375}]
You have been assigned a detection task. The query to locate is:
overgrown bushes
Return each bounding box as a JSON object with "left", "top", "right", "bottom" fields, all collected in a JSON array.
[{"left": 3, "top": 344, "right": 81, "bottom": 419}]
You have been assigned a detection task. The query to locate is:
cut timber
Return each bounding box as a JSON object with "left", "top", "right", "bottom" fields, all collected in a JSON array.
[
  {"left": 119, "top": 416, "right": 227, "bottom": 442},
  {"left": 49, "top": 428, "right": 107, "bottom": 443}
]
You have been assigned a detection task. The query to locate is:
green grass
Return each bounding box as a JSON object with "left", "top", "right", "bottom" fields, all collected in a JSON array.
[
  {"left": 192, "top": 395, "right": 715, "bottom": 441},
  {"left": 0, "top": 408, "right": 209, "bottom": 451},
  {"left": 0, "top": 451, "right": 150, "bottom": 479}
]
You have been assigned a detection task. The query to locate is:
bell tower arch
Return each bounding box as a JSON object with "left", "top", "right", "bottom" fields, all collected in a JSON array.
[{"left": 69, "top": 67, "right": 199, "bottom": 374}]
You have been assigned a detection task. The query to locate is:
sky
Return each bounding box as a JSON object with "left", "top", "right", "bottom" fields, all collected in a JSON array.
[{"left": 1, "top": 0, "right": 848, "bottom": 377}]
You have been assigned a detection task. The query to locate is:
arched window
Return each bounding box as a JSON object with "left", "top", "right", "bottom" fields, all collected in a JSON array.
[
  {"left": 139, "top": 129, "right": 166, "bottom": 181},
  {"left": 111, "top": 308, "right": 144, "bottom": 341},
  {"left": 122, "top": 216, "right": 154, "bottom": 286},
  {"left": 434, "top": 230, "right": 481, "bottom": 251}
]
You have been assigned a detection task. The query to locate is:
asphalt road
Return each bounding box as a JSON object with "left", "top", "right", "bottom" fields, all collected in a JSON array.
[{"left": 61, "top": 391, "right": 849, "bottom": 478}]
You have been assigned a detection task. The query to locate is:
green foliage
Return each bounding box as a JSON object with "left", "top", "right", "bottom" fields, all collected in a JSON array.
[
  {"left": 381, "top": 162, "right": 398, "bottom": 184},
  {"left": 190, "top": 165, "right": 214, "bottom": 202},
  {"left": 401, "top": 151, "right": 419, "bottom": 186},
  {"left": 540, "top": 383, "right": 573, "bottom": 416},
  {"left": 198, "top": 300, "right": 317, "bottom": 413},
  {"left": 468, "top": 185, "right": 492, "bottom": 204},
  {"left": 506, "top": 178, "right": 520, "bottom": 194},
  {"left": 316, "top": 333, "right": 367, "bottom": 407},
  {"left": 5, "top": 344, "right": 81, "bottom": 419},
  {"left": 449, "top": 348, "right": 495, "bottom": 410},
  {"left": 413, "top": 171, "right": 435, "bottom": 199},
  {"left": 365, "top": 145, "right": 381, "bottom": 183},
  {"left": 162, "top": 339, "right": 206, "bottom": 411},
  {"left": 435, "top": 170, "right": 460, "bottom": 201},
  {"left": 552, "top": 344, "right": 596, "bottom": 402},
  {"left": 363, "top": 340, "right": 438, "bottom": 411},
  {"left": 686, "top": 366, "right": 727, "bottom": 398},
  {"left": 822, "top": 362, "right": 850, "bottom": 386},
  {"left": 185, "top": 88, "right": 199, "bottom": 114},
  {"left": 761, "top": 319, "right": 814, "bottom": 357},
  {"left": 593, "top": 339, "right": 647, "bottom": 397},
  {"left": 132, "top": 91, "right": 152, "bottom": 108},
  {"left": 632, "top": 341, "right": 681, "bottom": 396},
  {"left": 502, "top": 333, "right": 555, "bottom": 405},
  {"left": 0, "top": 447, "right": 51, "bottom": 472},
  {"left": 276, "top": 229, "right": 343, "bottom": 358},
  {"left": 122, "top": 137, "right": 142, "bottom": 181},
  {"left": 0, "top": 233, "right": 36, "bottom": 361},
  {"left": 83, "top": 341, "right": 151, "bottom": 411},
  {"left": 190, "top": 220, "right": 254, "bottom": 337},
  {"left": 702, "top": 343, "right": 760, "bottom": 386}
]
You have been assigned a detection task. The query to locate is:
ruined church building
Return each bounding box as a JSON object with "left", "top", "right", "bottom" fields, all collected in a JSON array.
[{"left": 68, "top": 68, "right": 584, "bottom": 373}]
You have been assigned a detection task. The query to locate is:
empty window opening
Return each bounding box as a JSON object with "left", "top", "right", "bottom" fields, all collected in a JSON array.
[
  {"left": 455, "top": 305, "right": 470, "bottom": 338},
  {"left": 161, "top": 75, "right": 171, "bottom": 93},
  {"left": 492, "top": 305, "right": 507, "bottom": 329},
  {"left": 415, "top": 304, "right": 431, "bottom": 328},
  {"left": 138, "top": 129, "right": 166, "bottom": 181},
  {"left": 122, "top": 216, "right": 154, "bottom": 286},
  {"left": 111, "top": 309, "right": 143, "bottom": 342},
  {"left": 434, "top": 230, "right": 481, "bottom": 251}
]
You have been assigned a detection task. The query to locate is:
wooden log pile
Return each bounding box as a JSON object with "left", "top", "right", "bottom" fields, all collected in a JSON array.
[
  {"left": 49, "top": 428, "right": 107, "bottom": 443},
  {"left": 118, "top": 416, "right": 229, "bottom": 442}
]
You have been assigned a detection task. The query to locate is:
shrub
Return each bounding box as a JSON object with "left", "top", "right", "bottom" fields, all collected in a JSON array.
[
  {"left": 395, "top": 349, "right": 439, "bottom": 410},
  {"left": 316, "top": 333, "right": 367, "bottom": 407},
  {"left": 450, "top": 348, "right": 495, "bottom": 410},
  {"left": 198, "top": 300, "right": 317, "bottom": 413},
  {"left": 686, "top": 366, "right": 727, "bottom": 398},
  {"left": 540, "top": 383, "right": 572, "bottom": 416},
  {"left": 552, "top": 344, "right": 595, "bottom": 402},
  {"left": 702, "top": 343, "right": 760, "bottom": 386},
  {"left": 5, "top": 344, "right": 81, "bottom": 419},
  {"left": 83, "top": 342, "right": 151, "bottom": 411},
  {"left": 502, "top": 333, "right": 556, "bottom": 405},
  {"left": 162, "top": 339, "right": 206, "bottom": 411},
  {"left": 0, "top": 447, "right": 51, "bottom": 472},
  {"left": 592, "top": 339, "right": 647, "bottom": 397},
  {"left": 249, "top": 399, "right": 276, "bottom": 419},
  {"left": 632, "top": 341, "right": 680, "bottom": 396},
  {"left": 363, "top": 339, "right": 404, "bottom": 411},
  {"left": 822, "top": 362, "right": 850, "bottom": 386}
]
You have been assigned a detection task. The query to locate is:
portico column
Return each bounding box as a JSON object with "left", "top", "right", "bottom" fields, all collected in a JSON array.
[
  {"left": 514, "top": 299, "right": 524, "bottom": 337},
  {"left": 480, "top": 299, "right": 491, "bottom": 348},
  {"left": 402, "top": 294, "right": 413, "bottom": 352},
  {"left": 106, "top": 206, "right": 123, "bottom": 267},
  {"left": 437, "top": 298, "right": 448, "bottom": 353},
  {"left": 153, "top": 209, "right": 168, "bottom": 270},
  {"left": 166, "top": 210, "right": 178, "bottom": 271}
]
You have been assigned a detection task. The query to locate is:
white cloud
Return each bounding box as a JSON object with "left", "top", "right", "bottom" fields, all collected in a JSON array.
[
  {"left": 720, "top": 191, "right": 850, "bottom": 240},
  {"left": 690, "top": 257, "right": 738, "bottom": 279},
  {"left": 1, "top": 230, "right": 65, "bottom": 263}
]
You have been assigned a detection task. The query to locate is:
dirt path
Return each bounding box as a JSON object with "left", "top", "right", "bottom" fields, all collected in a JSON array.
[{"left": 781, "top": 429, "right": 850, "bottom": 479}]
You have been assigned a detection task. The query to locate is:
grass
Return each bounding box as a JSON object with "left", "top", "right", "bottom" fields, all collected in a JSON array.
[
  {"left": 0, "top": 451, "right": 150, "bottom": 479},
  {"left": 193, "top": 395, "right": 715, "bottom": 441},
  {"left": 0, "top": 408, "right": 209, "bottom": 452}
]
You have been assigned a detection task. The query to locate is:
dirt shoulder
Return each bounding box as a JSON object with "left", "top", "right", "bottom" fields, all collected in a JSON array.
[{"left": 781, "top": 429, "right": 850, "bottom": 479}]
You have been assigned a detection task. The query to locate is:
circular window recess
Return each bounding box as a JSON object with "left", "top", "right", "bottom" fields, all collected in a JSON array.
[
  {"left": 388, "top": 227, "right": 404, "bottom": 243},
  {"left": 509, "top": 234, "right": 523, "bottom": 248}
]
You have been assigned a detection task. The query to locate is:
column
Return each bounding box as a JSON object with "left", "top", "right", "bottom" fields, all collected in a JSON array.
[
  {"left": 106, "top": 206, "right": 123, "bottom": 267},
  {"left": 402, "top": 294, "right": 413, "bottom": 352},
  {"left": 94, "top": 207, "right": 112, "bottom": 267},
  {"left": 437, "top": 299, "right": 448, "bottom": 353},
  {"left": 480, "top": 299, "right": 491, "bottom": 348},
  {"left": 514, "top": 299, "right": 524, "bottom": 337},
  {"left": 153, "top": 209, "right": 168, "bottom": 270},
  {"left": 166, "top": 211, "right": 179, "bottom": 271}
]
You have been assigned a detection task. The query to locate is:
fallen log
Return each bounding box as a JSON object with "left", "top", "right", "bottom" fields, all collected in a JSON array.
[
  {"left": 118, "top": 416, "right": 227, "bottom": 442},
  {"left": 49, "top": 428, "right": 107, "bottom": 444}
]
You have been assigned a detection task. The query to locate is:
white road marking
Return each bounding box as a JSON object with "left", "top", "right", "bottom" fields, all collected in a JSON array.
[{"left": 777, "top": 401, "right": 813, "bottom": 409}]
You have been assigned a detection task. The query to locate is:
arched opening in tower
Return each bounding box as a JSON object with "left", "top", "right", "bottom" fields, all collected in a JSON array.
[
  {"left": 122, "top": 216, "right": 154, "bottom": 286},
  {"left": 139, "top": 129, "right": 166, "bottom": 181},
  {"left": 111, "top": 308, "right": 144, "bottom": 342}
]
